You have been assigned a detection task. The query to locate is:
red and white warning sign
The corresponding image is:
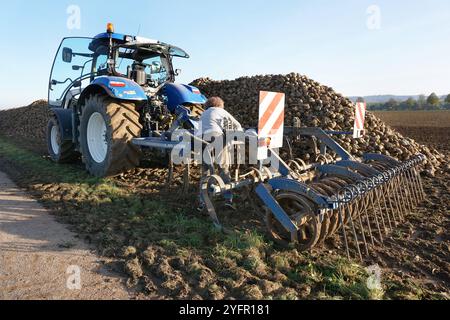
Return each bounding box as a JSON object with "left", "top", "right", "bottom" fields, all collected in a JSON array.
[
  {"left": 257, "top": 91, "right": 286, "bottom": 159},
  {"left": 353, "top": 102, "right": 367, "bottom": 139}
]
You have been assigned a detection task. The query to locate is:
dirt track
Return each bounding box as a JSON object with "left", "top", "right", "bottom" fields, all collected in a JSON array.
[{"left": 0, "top": 171, "right": 139, "bottom": 300}]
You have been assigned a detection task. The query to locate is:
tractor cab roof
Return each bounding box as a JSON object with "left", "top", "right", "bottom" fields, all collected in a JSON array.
[{"left": 89, "top": 32, "right": 190, "bottom": 59}]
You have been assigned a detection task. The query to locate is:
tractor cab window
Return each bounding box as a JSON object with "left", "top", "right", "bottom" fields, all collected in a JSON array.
[
  {"left": 49, "top": 37, "right": 94, "bottom": 107},
  {"left": 115, "top": 47, "right": 170, "bottom": 87}
]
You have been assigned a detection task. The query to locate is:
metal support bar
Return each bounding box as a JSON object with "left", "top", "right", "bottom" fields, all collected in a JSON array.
[{"left": 255, "top": 184, "right": 299, "bottom": 242}]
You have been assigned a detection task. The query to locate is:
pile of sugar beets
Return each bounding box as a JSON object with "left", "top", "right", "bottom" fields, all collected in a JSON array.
[
  {"left": 0, "top": 99, "right": 50, "bottom": 144},
  {"left": 191, "top": 73, "right": 444, "bottom": 176}
]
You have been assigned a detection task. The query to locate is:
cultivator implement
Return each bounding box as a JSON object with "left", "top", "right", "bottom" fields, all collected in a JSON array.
[
  {"left": 130, "top": 90, "right": 427, "bottom": 259},
  {"left": 200, "top": 126, "right": 427, "bottom": 260}
]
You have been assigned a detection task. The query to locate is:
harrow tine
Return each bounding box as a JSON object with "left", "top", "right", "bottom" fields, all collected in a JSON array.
[
  {"left": 391, "top": 171, "right": 405, "bottom": 222},
  {"left": 379, "top": 186, "right": 393, "bottom": 231},
  {"left": 375, "top": 177, "right": 393, "bottom": 232},
  {"left": 415, "top": 155, "right": 427, "bottom": 200},
  {"left": 354, "top": 197, "right": 370, "bottom": 255},
  {"left": 399, "top": 170, "right": 414, "bottom": 215},
  {"left": 392, "top": 173, "right": 406, "bottom": 221},
  {"left": 401, "top": 168, "right": 415, "bottom": 213},
  {"left": 411, "top": 166, "right": 422, "bottom": 204},
  {"left": 413, "top": 166, "right": 426, "bottom": 201},
  {"left": 370, "top": 179, "right": 389, "bottom": 236},
  {"left": 406, "top": 167, "right": 419, "bottom": 206},
  {"left": 344, "top": 187, "right": 363, "bottom": 261},
  {"left": 403, "top": 166, "right": 416, "bottom": 210},
  {"left": 368, "top": 188, "right": 384, "bottom": 244},
  {"left": 375, "top": 187, "right": 390, "bottom": 235},
  {"left": 381, "top": 182, "right": 399, "bottom": 227},
  {"left": 357, "top": 182, "right": 375, "bottom": 247},
  {"left": 384, "top": 173, "right": 399, "bottom": 227},
  {"left": 405, "top": 169, "right": 417, "bottom": 209},
  {"left": 379, "top": 175, "right": 397, "bottom": 227},
  {"left": 338, "top": 198, "right": 350, "bottom": 259}
]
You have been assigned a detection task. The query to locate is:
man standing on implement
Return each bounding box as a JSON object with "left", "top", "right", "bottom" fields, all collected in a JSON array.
[{"left": 196, "top": 97, "right": 243, "bottom": 211}]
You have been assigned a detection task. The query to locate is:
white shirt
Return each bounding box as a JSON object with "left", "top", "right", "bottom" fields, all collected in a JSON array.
[{"left": 196, "top": 107, "right": 243, "bottom": 137}]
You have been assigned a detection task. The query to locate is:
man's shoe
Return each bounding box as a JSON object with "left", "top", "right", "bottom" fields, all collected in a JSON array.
[{"left": 197, "top": 203, "right": 206, "bottom": 212}]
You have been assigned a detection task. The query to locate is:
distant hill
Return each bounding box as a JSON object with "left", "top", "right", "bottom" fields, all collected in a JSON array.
[{"left": 348, "top": 95, "right": 446, "bottom": 104}]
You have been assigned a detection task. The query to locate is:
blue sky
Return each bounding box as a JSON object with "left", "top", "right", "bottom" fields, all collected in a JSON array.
[{"left": 1, "top": 0, "right": 449, "bottom": 109}]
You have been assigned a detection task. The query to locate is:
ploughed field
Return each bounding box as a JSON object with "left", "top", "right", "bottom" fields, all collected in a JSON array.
[
  {"left": 0, "top": 94, "right": 448, "bottom": 299},
  {"left": 374, "top": 111, "right": 450, "bottom": 155}
]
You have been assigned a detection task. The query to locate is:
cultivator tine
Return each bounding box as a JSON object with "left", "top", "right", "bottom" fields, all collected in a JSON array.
[
  {"left": 369, "top": 186, "right": 384, "bottom": 244},
  {"left": 383, "top": 173, "right": 399, "bottom": 227},
  {"left": 370, "top": 179, "right": 388, "bottom": 236},
  {"left": 416, "top": 168, "right": 425, "bottom": 201},
  {"left": 337, "top": 195, "right": 350, "bottom": 259},
  {"left": 409, "top": 157, "right": 425, "bottom": 202},
  {"left": 375, "top": 179, "right": 392, "bottom": 232},
  {"left": 365, "top": 183, "right": 384, "bottom": 245},
  {"left": 401, "top": 167, "right": 414, "bottom": 213},
  {"left": 415, "top": 168, "right": 426, "bottom": 201},
  {"left": 393, "top": 172, "right": 407, "bottom": 221},
  {"left": 339, "top": 203, "right": 350, "bottom": 259},
  {"left": 357, "top": 182, "right": 375, "bottom": 246},
  {"left": 400, "top": 170, "right": 413, "bottom": 214},
  {"left": 353, "top": 193, "right": 369, "bottom": 256},
  {"left": 407, "top": 168, "right": 420, "bottom": 205},
  {"left": 387, "top": 170, "right": 402, "bottom": 224},
  {"left": 343, "top": 187, "right": 363, "bottom": 261}
]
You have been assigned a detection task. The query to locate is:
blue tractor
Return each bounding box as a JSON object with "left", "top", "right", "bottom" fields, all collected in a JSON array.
[{"left": 48, "top": 23, "right": 206, "bottom": 177}]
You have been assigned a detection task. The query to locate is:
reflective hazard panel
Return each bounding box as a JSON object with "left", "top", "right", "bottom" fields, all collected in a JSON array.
[
  {"left": 353, "top": 102, "right": 367, "bottom": 139},
  {"left": 257, "top": 91, "right": 286, "bottom": 160}
]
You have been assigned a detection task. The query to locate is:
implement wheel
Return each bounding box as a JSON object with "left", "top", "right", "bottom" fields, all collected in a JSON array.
[
  {"left": 79, "top": 95, "right": 142, "bottom": 177},
  {"left": 266, "top": 192, "right": 320, "bottom": 251}
]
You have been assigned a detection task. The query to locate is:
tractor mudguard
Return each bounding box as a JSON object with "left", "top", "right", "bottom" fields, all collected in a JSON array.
[
  {"left": 79, "top": 76, "right": 147, "bottom": 105},
  {"left": 164, "top": 83, "right": 207, "bottom": 113},
  {"left": 50, "top": 108, "right": 73, "bottom": 141}
]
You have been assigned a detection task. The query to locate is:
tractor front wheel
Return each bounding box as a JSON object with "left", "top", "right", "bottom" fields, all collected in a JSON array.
[
  {"left": 79, "top": 95, "right": 142, "bottom": 177},
  {"left": 47, "top": 117, "right": 78, "bottom": 163}
]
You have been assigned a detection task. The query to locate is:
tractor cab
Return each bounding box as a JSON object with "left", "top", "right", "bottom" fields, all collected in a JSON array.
[
  {"left": 48, "top": 24, "right": 191, "bottom": 108},
  {"left": 47, "top": 24, "right": 206, "bottom": 177}
]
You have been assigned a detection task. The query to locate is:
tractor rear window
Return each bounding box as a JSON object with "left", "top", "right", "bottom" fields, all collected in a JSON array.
[{"left": 116, "top": 48, "right": 169, "bottom": 86}]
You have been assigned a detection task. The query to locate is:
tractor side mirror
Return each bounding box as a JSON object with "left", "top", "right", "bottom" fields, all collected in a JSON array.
[
  {"left": 62, "top": 47, "right": 73, "bottom": 63},
  {"left": 175, "top": 69, "right": 182, "bottom": 76}
]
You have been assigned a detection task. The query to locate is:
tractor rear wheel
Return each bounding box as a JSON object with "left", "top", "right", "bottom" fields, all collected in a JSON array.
[
  {"left": 47, "top": 117, "right": 78, "bottom": 163},
  {"left": 79, "top": 95, "right": 142, "bottom": 177}
]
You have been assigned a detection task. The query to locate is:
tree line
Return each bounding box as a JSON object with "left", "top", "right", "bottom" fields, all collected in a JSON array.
[{"left": 366, "top": 93, "right": 450, "bottom": 111}]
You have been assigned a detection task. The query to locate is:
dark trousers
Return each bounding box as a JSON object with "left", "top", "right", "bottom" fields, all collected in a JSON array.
[{"left": 199, "top": 135, "right": 233, "bottom": 204}]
